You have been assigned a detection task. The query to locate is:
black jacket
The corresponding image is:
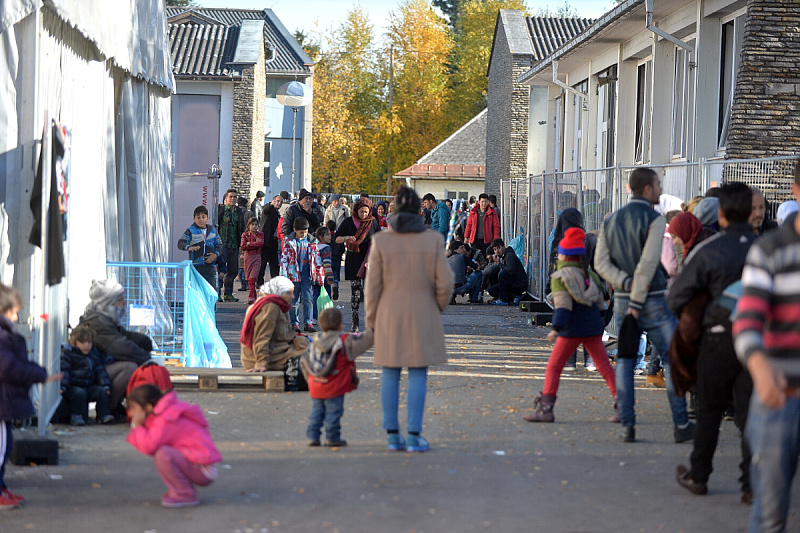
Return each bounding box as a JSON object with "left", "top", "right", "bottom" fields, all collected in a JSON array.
[
  {"left": 258, "top": 203, "right": 281, "bottom": 249},
  {"left": 667, "top": 223, "right": 756, "bottom": 328},
  {"left": 282, "top": 203, "right": 321, "bottom": 237},
  {"left": 0, "top": 316, "right": 47, "bottom": 421},
  {"left": 77, "top": 311, "right": 151, "bottom": 365},
  {"left": 499, "top": 248, "right": 527, "bottom": 287},
  {"left": 60, "top": 344, "right": 111, "bottom": 391}
]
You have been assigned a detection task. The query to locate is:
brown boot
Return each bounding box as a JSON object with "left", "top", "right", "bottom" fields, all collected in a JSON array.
[{"left": 523, "top": 392, "right": 556, "bottom": 423}]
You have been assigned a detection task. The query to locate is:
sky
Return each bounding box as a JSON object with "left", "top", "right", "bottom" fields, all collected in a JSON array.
[{"left": 194, "top": 1, "right": 616, "bottom": 38}]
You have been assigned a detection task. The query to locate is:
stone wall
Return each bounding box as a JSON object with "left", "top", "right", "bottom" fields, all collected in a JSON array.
[
  {"left": 230, "top": 42, "right": 267, "bottom": 201},
  {"left": 726, "top": 0, "right": 800, "bottom": 159},
  {"left": 486, "top": 21, "right": 532, "bottom": 196}
]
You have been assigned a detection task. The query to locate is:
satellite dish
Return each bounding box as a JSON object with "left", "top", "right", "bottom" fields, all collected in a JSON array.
[{"left": 276, "top": 81, "right": 313, "bottom": 107}]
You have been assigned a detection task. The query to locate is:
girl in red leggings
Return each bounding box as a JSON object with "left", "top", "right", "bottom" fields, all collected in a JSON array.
[{"left": 524, "top": 227, "right": 618, "bottom": 423}]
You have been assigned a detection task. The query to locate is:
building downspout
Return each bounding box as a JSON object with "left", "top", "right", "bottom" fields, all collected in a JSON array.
[
  {"left": 552, "top": 61, "right": 587, "bottom": 99},
  {"left": 645, "top": 0, "right": 694, "bottom": 53}
]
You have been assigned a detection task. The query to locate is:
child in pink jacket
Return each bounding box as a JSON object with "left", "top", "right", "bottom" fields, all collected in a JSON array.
[{"left": 126, "top": 384, "right": 222, "bottom": 508}]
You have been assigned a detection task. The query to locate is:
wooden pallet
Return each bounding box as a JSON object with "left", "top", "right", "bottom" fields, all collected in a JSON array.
[{"left": 167, "top": 367, "right": 284, "bottom": 392}]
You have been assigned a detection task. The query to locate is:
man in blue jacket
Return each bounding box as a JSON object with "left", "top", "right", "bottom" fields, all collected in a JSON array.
[{"left": 423, "top": 193, "right": 451, "bottom": 239}]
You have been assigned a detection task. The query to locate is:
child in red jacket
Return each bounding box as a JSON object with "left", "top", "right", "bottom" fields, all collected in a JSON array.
[
  {"left": 127, "top": 384, "right": 222, "bottom": 508},
  {"left": 302, "top": 308, "right": 373, "bottom": 447},
  {"left": 240, "top": 217, "right": 264, "bottom": 304}
]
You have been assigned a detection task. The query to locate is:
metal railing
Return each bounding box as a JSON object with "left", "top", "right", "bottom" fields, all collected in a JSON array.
[
  {"left": 501, "top": 155, "right": 799, "bottom": 307},
  {"left": 106, "top": 261, "right": 188, "bottom": 363}
]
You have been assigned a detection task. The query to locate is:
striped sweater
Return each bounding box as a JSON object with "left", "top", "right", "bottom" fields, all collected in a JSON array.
[{"left": 733, "top": 222, "right": 800, "bottom": 386}]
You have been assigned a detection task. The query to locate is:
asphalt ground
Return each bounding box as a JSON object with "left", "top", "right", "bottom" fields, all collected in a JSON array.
[{"left": 2, "top": 283, "right": 798, "bottom": 533}]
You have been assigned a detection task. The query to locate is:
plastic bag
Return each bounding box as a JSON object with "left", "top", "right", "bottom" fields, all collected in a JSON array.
[
  {"left": 509, "top": 227, "right": 525, "bottom": 271},
  {"left": 184, "top": 262, "right": 232, "bottom": 368},
  {"left": 317, "top": 287, "right": 334, "bottom": 315}
]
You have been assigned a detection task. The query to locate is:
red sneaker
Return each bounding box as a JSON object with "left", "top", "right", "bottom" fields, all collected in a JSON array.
[
  {"left": 0, "top": 494, "right": 19, "bottom": 510},
  {"left": 2, "top": 488, "right": 24, "bottom": 502}
]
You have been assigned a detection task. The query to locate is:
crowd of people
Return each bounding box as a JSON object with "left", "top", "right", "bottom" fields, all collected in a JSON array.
[{"left": 4, "top": 169, "right": 800, "bottom": 530}]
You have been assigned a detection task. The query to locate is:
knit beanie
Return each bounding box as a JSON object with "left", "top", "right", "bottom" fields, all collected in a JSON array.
[
  {"left": 260, "top": 276, "right": 295, "bottom": 296},
  {"left": 88, "top": 279, "right": 125, "bottom": 308},
  {"left": 298, "top": 189, "right": 312, "bottom": 201},
  {"left": 558, "top": 227, "right": 586, "bottom": 256}
]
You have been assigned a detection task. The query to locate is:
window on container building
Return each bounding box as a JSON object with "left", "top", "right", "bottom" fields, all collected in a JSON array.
[{"left": 718, "top": 12, "right": 746, "bottom": 151}]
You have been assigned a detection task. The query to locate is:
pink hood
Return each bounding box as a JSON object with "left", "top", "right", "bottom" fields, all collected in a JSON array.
[{"left": 127, "top": 391, "right": 222, "bottom": 465}]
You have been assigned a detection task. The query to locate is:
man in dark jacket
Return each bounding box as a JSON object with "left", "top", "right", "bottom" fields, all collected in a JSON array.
[
  {"left": 750, "top": 187, "right": 778, "bottom": 236},
  {"left": 667, "top": 182, "right": 755, "bottom": 503},
  {"left": 487, "top": 238, "right": 527, "bottom": 305},
  {"left": 257, "top": 194, "right": 283, "bottom": 286},
  {"left": 217, "top": 189, "right": 247, "bottom": 301},
  {"left": 282, "top": 188, "right": 320, "bottom": 237},
  {"left": 77, "top": 280, "right": 151, "bottom": 412}
]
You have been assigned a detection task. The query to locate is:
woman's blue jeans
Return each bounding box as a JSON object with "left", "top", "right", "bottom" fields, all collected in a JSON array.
[{"left": 381, "top": 367, "right": 428, "bottom": 434}]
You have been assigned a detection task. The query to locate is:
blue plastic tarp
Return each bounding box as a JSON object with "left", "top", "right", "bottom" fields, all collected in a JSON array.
[{"left": 183, "top": 261, "right": 231, "bottom": 368}]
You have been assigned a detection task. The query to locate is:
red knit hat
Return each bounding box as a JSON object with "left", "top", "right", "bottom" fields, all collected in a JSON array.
[{"left": 558, "top": 227, "right": 586, "bottom": 256}]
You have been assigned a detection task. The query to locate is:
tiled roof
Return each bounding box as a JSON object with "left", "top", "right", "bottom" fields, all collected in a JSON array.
[
  {"left": 169, "top": 23, "right": 239, "bottom": 77},
  {"left": 419, "top": 109, "right": 487, "bottom": 166},
  {"left": 166, "top": 7, "right": 312, "bottom": 77},
  {"left": 396, "top": 110, "right": 487, "bottom": 178},
  {"left": 526, "top": 16, "right": 594, "bottom": 61}
]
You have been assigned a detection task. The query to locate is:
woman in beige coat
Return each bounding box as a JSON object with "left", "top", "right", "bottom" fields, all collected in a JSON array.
[{"left": 365, "top": 186, "right": 454, "bottom": 452}]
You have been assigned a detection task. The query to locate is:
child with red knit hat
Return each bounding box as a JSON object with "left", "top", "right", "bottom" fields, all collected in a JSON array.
[{"left": 524, "top": 227, "right": 619, "bottom": 423}]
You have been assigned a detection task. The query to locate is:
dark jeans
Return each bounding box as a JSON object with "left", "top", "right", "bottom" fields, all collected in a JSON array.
[
  {"left": 219, "top": 245, "right": 239, "bottom": 296},
  {"left": 257, "top": 245, "right": 280, "bottom": 286},
  {"left": 194, "top": 263, "right": 217, "bottom": 291},
  {"left": 66, "top": 385, "right": 111, "bottom": 421},
  {"left": 0, "top": 421, "right": 11, "bottom": 489},
  {"left": 488, "top": 270, "right": 526, "bottom": 302},
  {"left": 307, "top": 395, "right": 345, "bottom": 442},
  {"left": 471, "top": 237, "right": 488, "bottom": 256},
  {"left": 690, "top": 331, "right": 752, "bottom": 491},
  {"left": 331, "top": 256, "right": 342, "bottom": 285}
]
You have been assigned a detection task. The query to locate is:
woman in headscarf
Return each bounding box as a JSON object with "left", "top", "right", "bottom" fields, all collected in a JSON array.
[
  {"left": 365, "top": 186, "right": 454, "bottom": 452},
  {"left": 668, "top": 212, "right": 704, "bottom": 273},
  {"left": 334, "top": 197, "right": 382, "bottom": 332},
  {"left": 77, "top": 280, "right": 152, "bottom": 412},
  {"left": 239, "top": 276, "right": 309, "bottom": 372},
  {"left": 376, "top": 201, "right": 389, "bottom": 229}
]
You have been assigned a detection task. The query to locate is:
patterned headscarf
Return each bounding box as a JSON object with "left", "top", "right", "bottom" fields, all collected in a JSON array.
[{"left": 348, "top": 198, "right": 375, "bottom": 252}]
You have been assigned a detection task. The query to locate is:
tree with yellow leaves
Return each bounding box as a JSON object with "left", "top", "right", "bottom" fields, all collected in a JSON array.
[
  {"left": 385, "top": 0, "right": 454, "bottom": 175},
  {"left": 449, "top": 0, "right": 528, "bottom": 129}
]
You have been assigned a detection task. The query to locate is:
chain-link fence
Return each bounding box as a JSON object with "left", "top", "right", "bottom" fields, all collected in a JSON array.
[{"left": 503, "top": 155, "right": 799, "bottom": 307}]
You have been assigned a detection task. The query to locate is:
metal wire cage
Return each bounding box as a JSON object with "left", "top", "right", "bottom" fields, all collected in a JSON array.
[{"left": 106, "top": 262, "right": 187, "bottom": 362}]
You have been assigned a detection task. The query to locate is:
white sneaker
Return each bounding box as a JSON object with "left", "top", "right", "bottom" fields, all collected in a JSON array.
[
  {"left": 586, "top": 364, "right": 597, "bottom": 372},
  {"left": 562, "top": 365, "right": 577, "bottom": 372}
]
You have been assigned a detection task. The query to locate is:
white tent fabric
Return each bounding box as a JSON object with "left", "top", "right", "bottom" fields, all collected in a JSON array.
[
  {"left": 0, "top": 0, "right": 174, "bottom": 91},
  {"left": 0, "top": 0, "right": 174, "bottom": 433}
]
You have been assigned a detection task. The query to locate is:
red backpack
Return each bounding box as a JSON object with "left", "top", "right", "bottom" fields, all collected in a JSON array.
[{"left": 126, "top": 360, "right": 173, "bottom": 398}]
